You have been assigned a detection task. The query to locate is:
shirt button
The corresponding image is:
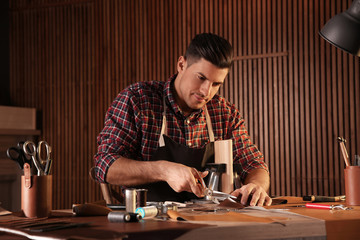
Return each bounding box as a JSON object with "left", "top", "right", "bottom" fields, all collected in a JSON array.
[
  {"left": 186, "top": 119, "right": 190, "bottom": 124},
  {"left": 188, "top": 142, "right": 192, "bottom": 147}
]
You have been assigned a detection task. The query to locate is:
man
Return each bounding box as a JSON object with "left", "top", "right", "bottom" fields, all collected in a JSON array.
[{"left": 94, "top": 33, "right": 271, "bottom": 206}]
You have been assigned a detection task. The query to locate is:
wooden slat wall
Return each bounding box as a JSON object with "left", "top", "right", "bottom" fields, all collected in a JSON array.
[{"left": 9, "top": 0, "right": 360, "bottom": 209}]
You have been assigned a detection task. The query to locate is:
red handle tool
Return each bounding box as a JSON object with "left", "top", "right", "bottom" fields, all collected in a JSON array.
[
  {"left": 305, "top": 203, "right": 351, "bottom": 210},
  {"left": 306, "top": 203, "right": 332, "bottom": 209}
]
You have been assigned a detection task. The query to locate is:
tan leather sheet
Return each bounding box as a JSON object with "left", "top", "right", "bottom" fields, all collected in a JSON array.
[{"left": 167, "top": 210, "right": 287, "bottom": 223}]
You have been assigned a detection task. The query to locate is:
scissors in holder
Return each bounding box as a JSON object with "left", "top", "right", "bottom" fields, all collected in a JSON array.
[
  {"left": 6, "top": 147, "right": 27, "bottom": 169},
  {"left": 6, "top": 141, "right": 32, "bottom": 169},
  {"left": 37, "top": 141, "right": 52, "bottom": 175},
  {"left": 18, "top": 141, "right": 33, "bottom": 160},
  {"left": 23, "top": 141, "right": 45, "bottom": 176}
]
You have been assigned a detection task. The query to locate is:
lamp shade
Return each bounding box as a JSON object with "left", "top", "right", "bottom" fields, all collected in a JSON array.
[{"left": 319, "top": 0, "right": 360, "bottom": 56}]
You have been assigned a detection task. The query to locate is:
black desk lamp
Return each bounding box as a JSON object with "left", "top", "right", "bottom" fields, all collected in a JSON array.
[{"left": 319, "top": 0, "right": 360, "bottom": 56}]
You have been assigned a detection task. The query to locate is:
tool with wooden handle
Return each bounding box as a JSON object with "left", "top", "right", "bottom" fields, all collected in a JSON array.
[{"left": 337, "top": 137, "right": 351, "bottom": 167}]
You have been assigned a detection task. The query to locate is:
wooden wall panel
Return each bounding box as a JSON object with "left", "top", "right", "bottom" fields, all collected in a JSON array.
[{"left": 9, "top": 0, "right": 360, "bottom": 209}]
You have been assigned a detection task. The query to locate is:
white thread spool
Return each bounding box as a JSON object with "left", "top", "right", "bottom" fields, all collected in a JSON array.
[
  {"left": 135, "top": 206, "right": 158, "bottom": 218},
  {"left": 125, "top": 189, "right": 137, "bottom": 213}
]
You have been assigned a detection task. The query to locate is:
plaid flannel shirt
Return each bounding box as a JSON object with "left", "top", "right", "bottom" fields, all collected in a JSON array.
[{"left": 94, "top": 74, "right": 268, "bottom": 183}]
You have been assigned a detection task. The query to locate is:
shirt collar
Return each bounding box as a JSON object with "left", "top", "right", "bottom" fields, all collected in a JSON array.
[{"left": 164, "top": 74, "right": 204, "bottom": 119}]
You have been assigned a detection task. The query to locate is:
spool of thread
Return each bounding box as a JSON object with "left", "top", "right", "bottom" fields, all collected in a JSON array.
[
  {"left": 125, "top": 189, "right": 136, "bottom": 213},
  {"left": 135, "top": 206, "right": 158, "bottom": 219},
  {"left": 107, "top": 212, "right": 141, "bottom": 222},
  {"left": 129, "top": 212, "right": 142, "bottom": 222},
  {"left": 136, "top": 189, "right": 148, "bottom": 207}
]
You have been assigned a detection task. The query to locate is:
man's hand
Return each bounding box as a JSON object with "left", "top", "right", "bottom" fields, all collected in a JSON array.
[
  {"left": 161, "top": 162, "right": 207, "bottom": 197},
  {"left": 106, "top": 158, "right": 207, "bottom": 197},
  {"left": 231, "top": 183, "right": 272, "bottom": 206},
  {"left": 231, "top": 168, "right": 271, "bottom": 206}
]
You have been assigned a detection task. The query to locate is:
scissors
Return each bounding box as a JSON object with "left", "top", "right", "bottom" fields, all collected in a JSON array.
[
  {"left": 7, "top": 147, "right": 27, "bottom": 169},
  {"left": 194, "top": 169, "right": 237, "bottom": 203},
  {"left": 23, "top": 141, "right": 45, "bottom": 176},
  {"left": 6, "top": 142, "right": 32, "bottom": 169},
  {"left": 37, "top": 141, "right": 52, "bottom": 174}
]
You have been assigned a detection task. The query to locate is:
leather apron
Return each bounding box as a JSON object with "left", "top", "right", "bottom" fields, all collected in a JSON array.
[{"left": 139, "top": 98, "right": 215, "bottom": 202}]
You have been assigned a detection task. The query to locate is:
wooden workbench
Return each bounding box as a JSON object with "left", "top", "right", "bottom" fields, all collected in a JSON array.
[{"left": 0, "top": 196, "right": 359, "bottom": 240}]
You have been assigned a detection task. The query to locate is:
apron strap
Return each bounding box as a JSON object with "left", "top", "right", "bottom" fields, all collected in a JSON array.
[
  {"left": 204, "top": 106, "right": 215, "bottom": 142},
  {"left": 158, "top": 96, "right": 215, "bottom": 146},
  {"left": 159, "top": 97, "right": 167, "bottom": 147}
]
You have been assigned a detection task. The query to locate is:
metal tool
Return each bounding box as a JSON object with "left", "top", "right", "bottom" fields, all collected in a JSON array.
[
  {"left": 37, "top": 141, "right": 52, "bottom": 175},
  {"left": 205, "top": 189, "right": 238, "bottom": 202},
  {"left": 305, "top": 203, "right": 352, "bottom": 210},
  {"left": 205, "top": 163, "right": 226, "bottom": 193},
  {"left": 337, "top": 137, "right": 351, "bottom": 167},
  {"left": 194, "top": 169, "right": 237, "bottom": 203},
  {"left": 37, "top": 141, "right": 51, "bottom": 164},
  {"left": 6, "top": 142, "right": 32, "bottom": 169},
  {"left": 23, "top": 141, "right": 45, "bottom": 176},
  {"left": 7, "top": 147, "right": 26, "bottom": 169}
]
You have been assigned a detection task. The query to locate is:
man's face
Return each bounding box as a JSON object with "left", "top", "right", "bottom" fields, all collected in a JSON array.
[{"left": 173, "top": 57, "right": 229, "bottom": 116}]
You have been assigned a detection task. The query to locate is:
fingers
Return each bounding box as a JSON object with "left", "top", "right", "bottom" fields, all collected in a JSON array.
[
  {"left": 264, "top": 195, "right": 272, "bottom": 206},
  {"left": 190, "top": 181, "right": 205, "bottom": 197},
  {"left": 192, "top": 168, "right": 207, "bottom": 188},
  {"left": 232, "top": 184, "right": 272, "bottom": 207},
  {"left": 190, "top": 168, "right": 207, "bottom": 197},
  {"left": 164, "top": 163, "right": 197, "bottom": 193},
  {"left": 165, "top": 164, "right": 206, "bottom": 197},
  {"left": 200, "top": 170, "right": 209, "bottom": 178}
]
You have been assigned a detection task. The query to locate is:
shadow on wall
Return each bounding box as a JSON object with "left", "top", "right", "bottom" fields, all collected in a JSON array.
[{"left": 0, "top": 0, "right": 10, "bottom": 106}]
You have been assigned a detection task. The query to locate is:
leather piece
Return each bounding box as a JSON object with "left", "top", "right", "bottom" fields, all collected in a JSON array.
[
  {"left": 72, "top": 203, "right": 112, "bottom": 216},
  {"left": 167, "top": 210, "right": 284, "bottom": 223},
  {"left": 218, "top": 199, "right": 245, "bottom": 208}
]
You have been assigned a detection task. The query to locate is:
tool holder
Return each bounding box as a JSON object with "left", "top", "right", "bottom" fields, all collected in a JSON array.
[
  {"left": 21, "top": 174, "right": 52, "bottom": 218},
  {"left": 344, "top": 166, "right": 360, "bottom": 206}
]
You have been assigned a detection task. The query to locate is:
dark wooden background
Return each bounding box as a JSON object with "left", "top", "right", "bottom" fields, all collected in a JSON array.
[{"left": 8, "top": 0, "right": 360, "bottom": 209}]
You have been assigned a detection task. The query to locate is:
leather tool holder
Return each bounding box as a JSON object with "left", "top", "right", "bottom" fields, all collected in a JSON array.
[
  {"left": 21, "top": 174, "right": 52, "bottom": 218},
  {"left": 344, "top": 166, "right": 360, "bottom": 206}
]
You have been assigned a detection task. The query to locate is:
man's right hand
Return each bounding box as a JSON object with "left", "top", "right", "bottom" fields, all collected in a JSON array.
[
  {"left": 160, "top": 161, "right": 207, "bottom": 197},
  {"left": 106, "top": 158, "right": 207, "bottom": 197}
]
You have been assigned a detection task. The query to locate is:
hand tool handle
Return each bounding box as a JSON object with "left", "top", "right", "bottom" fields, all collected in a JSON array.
[
  {"left": 337, "top": 137, "right": 351, "bottom": 167},
  {"left": 303, "top": 195, "right": 345, "bottom": 202},
  {"left": 305, "top": 203, "right": 331, "bottom": 209}
]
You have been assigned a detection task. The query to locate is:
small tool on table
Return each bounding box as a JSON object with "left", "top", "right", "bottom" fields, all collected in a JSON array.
[
  {"left": 305, "top": 203, "right": 352, "bottom": 210},
  {"left": 303, "top": 195, "right": 345, "bottom": 202}
]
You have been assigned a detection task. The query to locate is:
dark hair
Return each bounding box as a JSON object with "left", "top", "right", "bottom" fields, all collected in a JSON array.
[{"left": 184, "top": 33, "right": 233, "bottom": 69}]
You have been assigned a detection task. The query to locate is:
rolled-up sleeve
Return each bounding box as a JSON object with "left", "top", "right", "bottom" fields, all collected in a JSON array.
[
  {"left": 94, "top": 90, "right": 141, "bottom": 183},
  {"left": 231, "top": 110, "right": 268, "bottom": 182}
]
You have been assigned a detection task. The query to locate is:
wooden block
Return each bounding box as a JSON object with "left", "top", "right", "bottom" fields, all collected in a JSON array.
[
  {"left": 0, "top": 106, "right": 36, "bottom": 130},
  {"left": 214, "top": 139, "right": 234, "bottom": 193}
]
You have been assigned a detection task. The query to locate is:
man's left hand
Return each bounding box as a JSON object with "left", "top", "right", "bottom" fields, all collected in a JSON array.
[{"left": 231, "top": 183, "right": 272, "bottom": 206}]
